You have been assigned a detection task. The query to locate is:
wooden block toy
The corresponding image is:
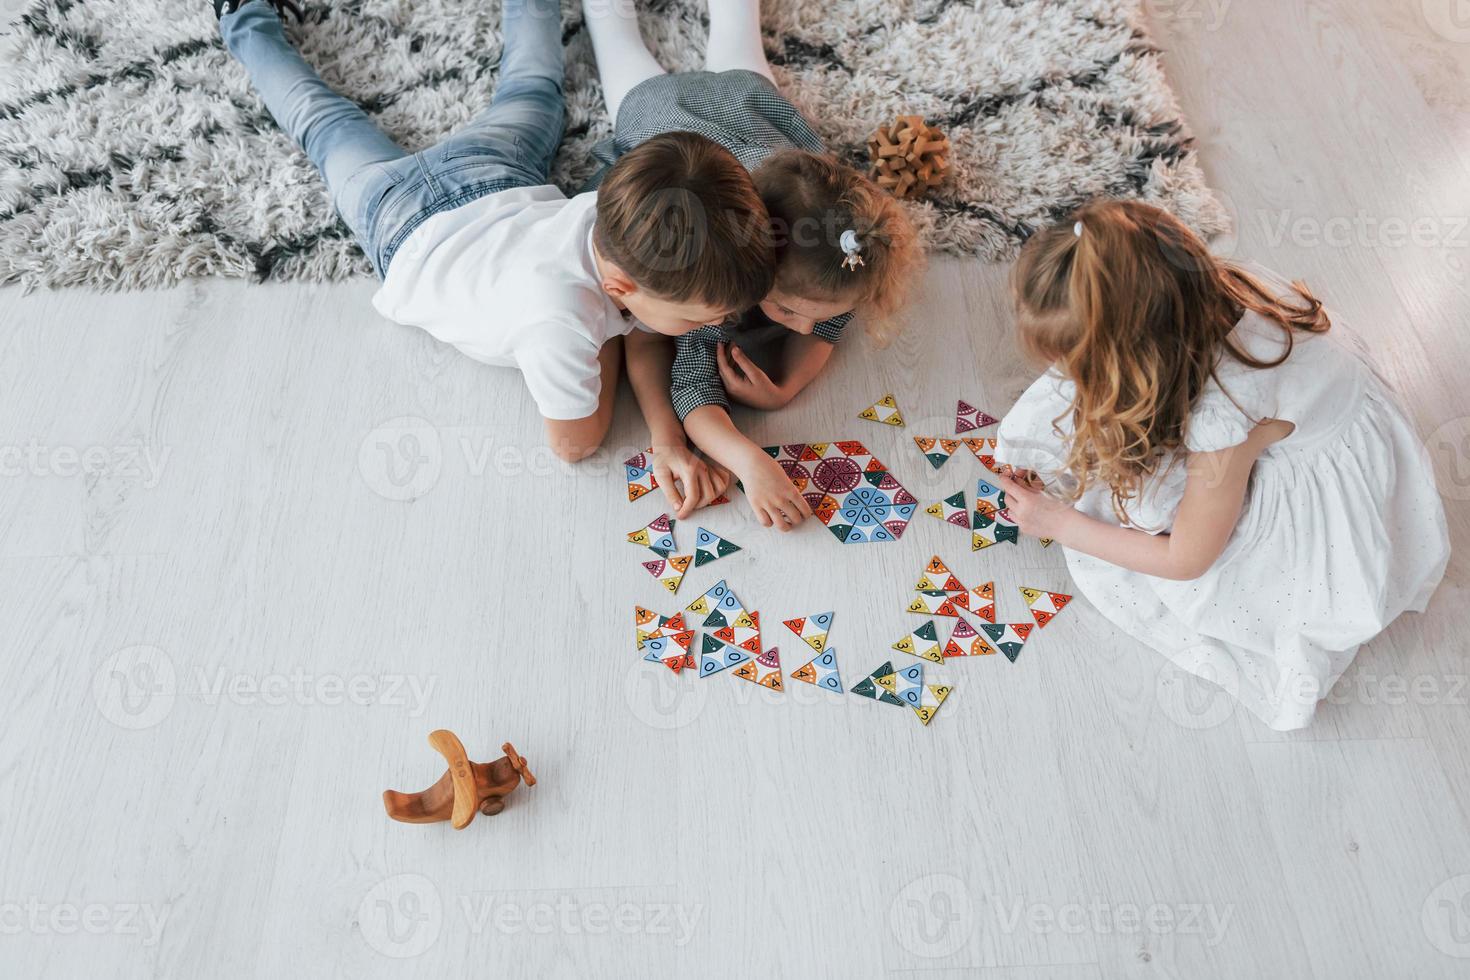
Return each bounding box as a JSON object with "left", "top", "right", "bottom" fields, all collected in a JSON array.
[
  {"left": 867, "top": 115, "right": 950, "bottom": 200},
  {"left": 383, "top": 730, "right": 535, "bottom": 829}
]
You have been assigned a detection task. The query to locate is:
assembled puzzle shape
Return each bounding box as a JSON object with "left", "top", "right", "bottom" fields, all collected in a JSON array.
[
  {"left": 698, "top": 633, "right": 753, "bottom": 677},
  {"left": 913, "top": 436, "right": 961, "bottom": 470},
  {"left": 876, "top": 661, "right": 925, "bottom": 708},
  {"left": 955, "top": 400, "right": 1000, "bottom": 433},
  {"left": 981, "top": 622, "right": 1034, "bottom": 663},
  {"left": 642, "top": 632, "right": 697, "bottom": 673},
  {"left": 858, "top": 393, "right": 905, "bottom": 426},
  {"left": 906, "top": 555, "right": 973, "bottom": 617},
  {"left": 383, "top": 731, "right": 534, "bottom": 828},
  {"left": 851, "top": 661, "right": 909, "bottom": 706},
  {"left": 627, "top": 513, "right": 676, "bottom": 557},
  {"left": 764, "top": 440, "right": 917, "bottom": 544},
  {"left": 783, "top": 611, "right": 834, "bottom": 653},
  {"left": 868, "top": 115, "right": 949, "bottom": 200},
  {"left": 791, "top": 648, "right": 843, "bottom": 693},
  {"left": 694, "top": 527, "right": 741, "bottom": 567},
  {"left": 1020, "top": 587, "right": 1073, "bottom": 627}
]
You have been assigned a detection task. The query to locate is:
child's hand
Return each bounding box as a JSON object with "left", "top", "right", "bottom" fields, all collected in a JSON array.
[
  {"left": 996, "top": 472, "right": 1075, "bottom": 542},
  {"left": 653, "top": 443, "right": 733, "bottom": 519},
  {"left": 718, "top": 342, "right": 791, "bottom": 411},
  {"left": 741, "top": 454, "right": 813, "bottom": 531}
]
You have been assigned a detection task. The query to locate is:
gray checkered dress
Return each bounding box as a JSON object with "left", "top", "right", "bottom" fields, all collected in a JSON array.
[{"left": 589, "top": 70, "right": 854, "bottom": 420}]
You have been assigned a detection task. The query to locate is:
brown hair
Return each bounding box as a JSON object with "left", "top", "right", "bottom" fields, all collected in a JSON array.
[
  {"left": 595, "top": 132, "right": 775, "bottom": 311},
  {"left": 1012, "top": 198, "right": 1330, "bottom": 521},
  {"left": 754, "top": 150, "right": 923, "bottom": 340}
]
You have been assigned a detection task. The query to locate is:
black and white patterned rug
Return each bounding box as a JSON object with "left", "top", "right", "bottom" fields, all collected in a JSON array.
[{"left": 0, "top": 0, "right": 1228, "bottom": 290}]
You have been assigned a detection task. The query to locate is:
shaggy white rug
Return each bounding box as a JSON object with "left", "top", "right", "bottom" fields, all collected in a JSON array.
[{"left": 0, "top": 0, "right": 1228, "bottom": 289}]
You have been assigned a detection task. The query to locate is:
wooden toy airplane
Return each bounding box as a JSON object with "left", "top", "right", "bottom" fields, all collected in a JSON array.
[{"left": 382, "top": 730, "right": 535, "bottom": 829}]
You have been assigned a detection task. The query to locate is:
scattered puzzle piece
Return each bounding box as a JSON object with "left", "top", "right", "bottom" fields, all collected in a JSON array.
[
  {"left": 980, "top": 622, "right": 1035, "bottom": 663},
  {"left": 693, "top": 527, "right": 741, "bottom": 567},
  {"left": 924, "top": 491, "right": 971, "bottom": 530},
  {"left": 913, "top": 436, "right": 962, "bottom": 470},
  {"left": 1019, "top": 587, "right": 1073, "bottom": 627},
  {"left": 634, "top": 606, "right": 688, "bottom": 647},
  {"left": 955, "top": 400, "right": 1000, "bottom": 433},
  {"left": 686, "top": 579, "right": 745, "bottom": 621},
  {"left": 962, "top": 437, "right": 998, "bottom": 469},
  {"left": 641, "top": 554, "right": 692, "bottom": 594},
  {"left": 790, "top": 648, "right": 843, "bottom": 693},
  {"left": 624, "top": 449, "right": 658, "bottom": 501},
  {"left": 876, "top": 661, "right": 925, "bottom": 708},
  {"left": 851, "top": 661, "right": 909, "bottom": 707},
  {"left": 783, "top": 611, "right": 834, "bottom": 653},
  {"left": 698, "top": 633, "right": 753, "bottom": 677},
  {"left": 732, "top": 646, "right": 784, "bottom": 690},
  {"left": 972, "top": 504, "right": 1020, "bottom": 551},
  {"left": 893, "top": 621, "right": 944, "bottom": 664},
  {"left": 914, "top": 555, "right": 965, "bottom": 593},
  {"left": 913, "top": 684, "right": 952, "bottom": 725},
  {"left": 641, "top": 632, "right": 697, "bottom": 672},
  {"left": 943, "top": 617, "right": 996, "bottom": 658},
  {"left": 859, "top": 394, "right": 905, "bottom": 427},
  {"left": 967, "top": 581, "right": 996, "bottom": 623},
  {"left": 627, "top": 513, "right": 676, "bottom": 556}
]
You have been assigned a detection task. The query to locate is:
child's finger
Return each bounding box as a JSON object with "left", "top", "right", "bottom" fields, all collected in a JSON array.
[{"left": 729, "top": 345, "right": 767, "bottom": 380}]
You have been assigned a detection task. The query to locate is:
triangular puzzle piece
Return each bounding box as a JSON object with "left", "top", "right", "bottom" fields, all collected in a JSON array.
[
  {"left": 943, "top": 617, "right": 996, "bottom": 658},
  {"left": 963, "top": 581, "right": 996, "bottom": 623},
  {"left": 876, "top": 661, "right": 925, "bottom": 708},
  {"left": 686, "top": 579, "right": 745, "bottom": 623},
  {"left": 783, "top": 611, "right": 834, "bottom": 653},
  {"left": 1019, "top": 586, "right": 1073, "bottom": 627},
  {"left": 858, "top": 393, "right": 905, "bottom": 427},
  {"left": 634, "top": 606, "right": 690, "bottom": 647},
  {"left": 914, "top": 555, "right": 965, "bottom": 593},
  {"left": 913, "top": 684, "right": 952, "bottom": 725},
  {"left": 962, "top": 437, "right": 998, "bottom": 470},
  {"left": 693, "top": 526, "right": 741, "bottom": 567},
  {"left": 698, "top": 633, "right": 752, "bottom": 677},
  {"left": 980, "top": 622, "right": 1035, "bottom": 663},
  {"left": 892, "top": 621, "right": 944, "bottom": 664},
  {"left": 912, "top": 436, "right": 962, "bottom": 470},
  {"left": 972, "top": 508, "right": 1020, "bottom": 551},
  {"left": 624, "top": 449, "right": 659, "bottom": 501},
  {"left": 627, "top": 513, "right": 676, "bottom": 557},
  {"left": 732, "top": 646, "right": 784, "bottom": 690},
  {"left": 906, "top": 590, "right": 965, "bottom": 618},
  {"left": 641, "top": 632, "right": 698, "bottom": 672},
  {"left": 851, "top": 661, "right": 908, "bottom": 706},
  {"left": 955, "top": 400, "right": 1000, "bottom": 433},
  {"left": 924, "top": 491, "right": 971, "bottom": 530},
  {"left": 641, "top": 554, "right": 693, "bottom": 594},
  {"left": 791, "top": 647, "right": 843, "bottom": 693}
]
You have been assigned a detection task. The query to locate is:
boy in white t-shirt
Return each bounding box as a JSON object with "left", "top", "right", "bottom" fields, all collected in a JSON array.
[{"left": 215, "top": 0, "right": 775, "bottom": 459}]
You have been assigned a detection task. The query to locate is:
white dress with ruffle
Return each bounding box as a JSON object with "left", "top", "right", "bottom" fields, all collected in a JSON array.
[{"left": 996, "top": 301, "right": 1449, "bottom": 730}]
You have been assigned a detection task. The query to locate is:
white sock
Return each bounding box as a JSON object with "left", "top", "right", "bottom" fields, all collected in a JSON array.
[
  {"left": 582, "top": 0, "right": 667, "bottom": 120},
  {"left": 705, "top": 0, "right": 773, "bottom": 81}
]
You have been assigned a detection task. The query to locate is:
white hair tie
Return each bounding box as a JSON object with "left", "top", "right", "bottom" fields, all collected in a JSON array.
[
  {"left": 1074, "top": 221, "right": 1084, "bottom": 238},
  {"left": 839, "top": 229, "right": 865, "bottom": 270}
]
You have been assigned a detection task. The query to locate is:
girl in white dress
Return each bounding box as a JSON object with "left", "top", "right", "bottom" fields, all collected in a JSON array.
[{"left": 994, "top": 199, "right": 1449, "bottom": 730}]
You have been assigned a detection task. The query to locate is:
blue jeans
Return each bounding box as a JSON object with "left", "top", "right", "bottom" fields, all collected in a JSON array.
[{"left": 219, "top": 0, "right": 566, "bottom": 277}]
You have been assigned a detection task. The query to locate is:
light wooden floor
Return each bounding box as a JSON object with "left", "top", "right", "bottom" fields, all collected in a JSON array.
[{"left": 2, "top": 1, "right": 1468, "bottom": 977}]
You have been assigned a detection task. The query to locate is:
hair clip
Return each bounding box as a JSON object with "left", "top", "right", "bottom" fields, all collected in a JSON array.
[
  {"left": 839, "top": 228, "right": 865, "bottom": 271},
  {"left": 1073, "top": 221, "right": 1084, "bottom": 238}
]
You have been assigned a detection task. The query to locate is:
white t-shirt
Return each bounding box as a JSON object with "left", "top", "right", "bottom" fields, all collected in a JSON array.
[{"left": 372, "top": 187, "right": 633, "bottom": 421}]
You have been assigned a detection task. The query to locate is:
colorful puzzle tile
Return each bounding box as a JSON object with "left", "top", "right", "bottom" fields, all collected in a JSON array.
[
  {"left": 974, "top": 475, "right": 1005, "bottom": 518},
  {"left": 712, "top": 608, "right": 762, "bottom": 654},
  {"left": 764, "top": 440, "right": 917, "bottom": 545},
  {"left": 693, "top": 527, "right": 741, "bottom": 567},
  {"left": 634, "top": 607, "right": 689, "bottom": 650},
  {"left": 859, "top": 394, "right": 905, "bottom": 427},
  {"left": 624, "top": 449, "right": 658, "bottom": 501},
  {"left": 782, "top": 611, "right": 834, "bottom": 653},
  {"left": 981, "top": 622, "right": 1035, "bottom": 663},
  {"left": 913, "top": 684, "right": 953, "bottom": 725},
  {"left": 1019, "top": 587, "right": 1074, "bottom": 627},
  {"left": 850, "top": 661, "right": 909, "bottom": 706},
  {"left": 641, "top": 632, "right": 698, "bottom": 672},
  {"left": 914, "top": 555, "right": 965, "bottom": 593},
  {"left": 943, "top": 617, "right": 996, "bottom": 658},
  {"left": 924, "top": 491, "right": 971, "bottom": 530},
  {"left": 698, "top": 633, "right": 753, "bottom": 677},
  {"left": 790, "top": 648, "right": 843, "bottom": 693},
  {"left": 913, "top": 436, "right": 962, "bottom": 470},
  {"left": 966, "top": 581, "right": 996, "bottom": 623},
  {"left": 955, "top": 400, "right": 999, "bottom": 433},
  {"left": 627, "top": 513, "right": 676, "bottom": 556},
  {"left": 732, "top": 646, "right": 784, "bottom": 690},
  {"left": 893, "top": 621, "right": 944, "bottom": 664},
  {"left": 962, "top": 437, "right": 998, "bottom": 470},
  {"left": 876, "top": 661, "right": 925, "bottom": 708},
  {"left": 686, "top": 579, "right": 745, "bottom": 621},
  {"left": 641, "top": 554, "right": 692, "bottom": 594},
  {"left": 972, "top": 508, "right": 1020, "bottom": 551}
]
